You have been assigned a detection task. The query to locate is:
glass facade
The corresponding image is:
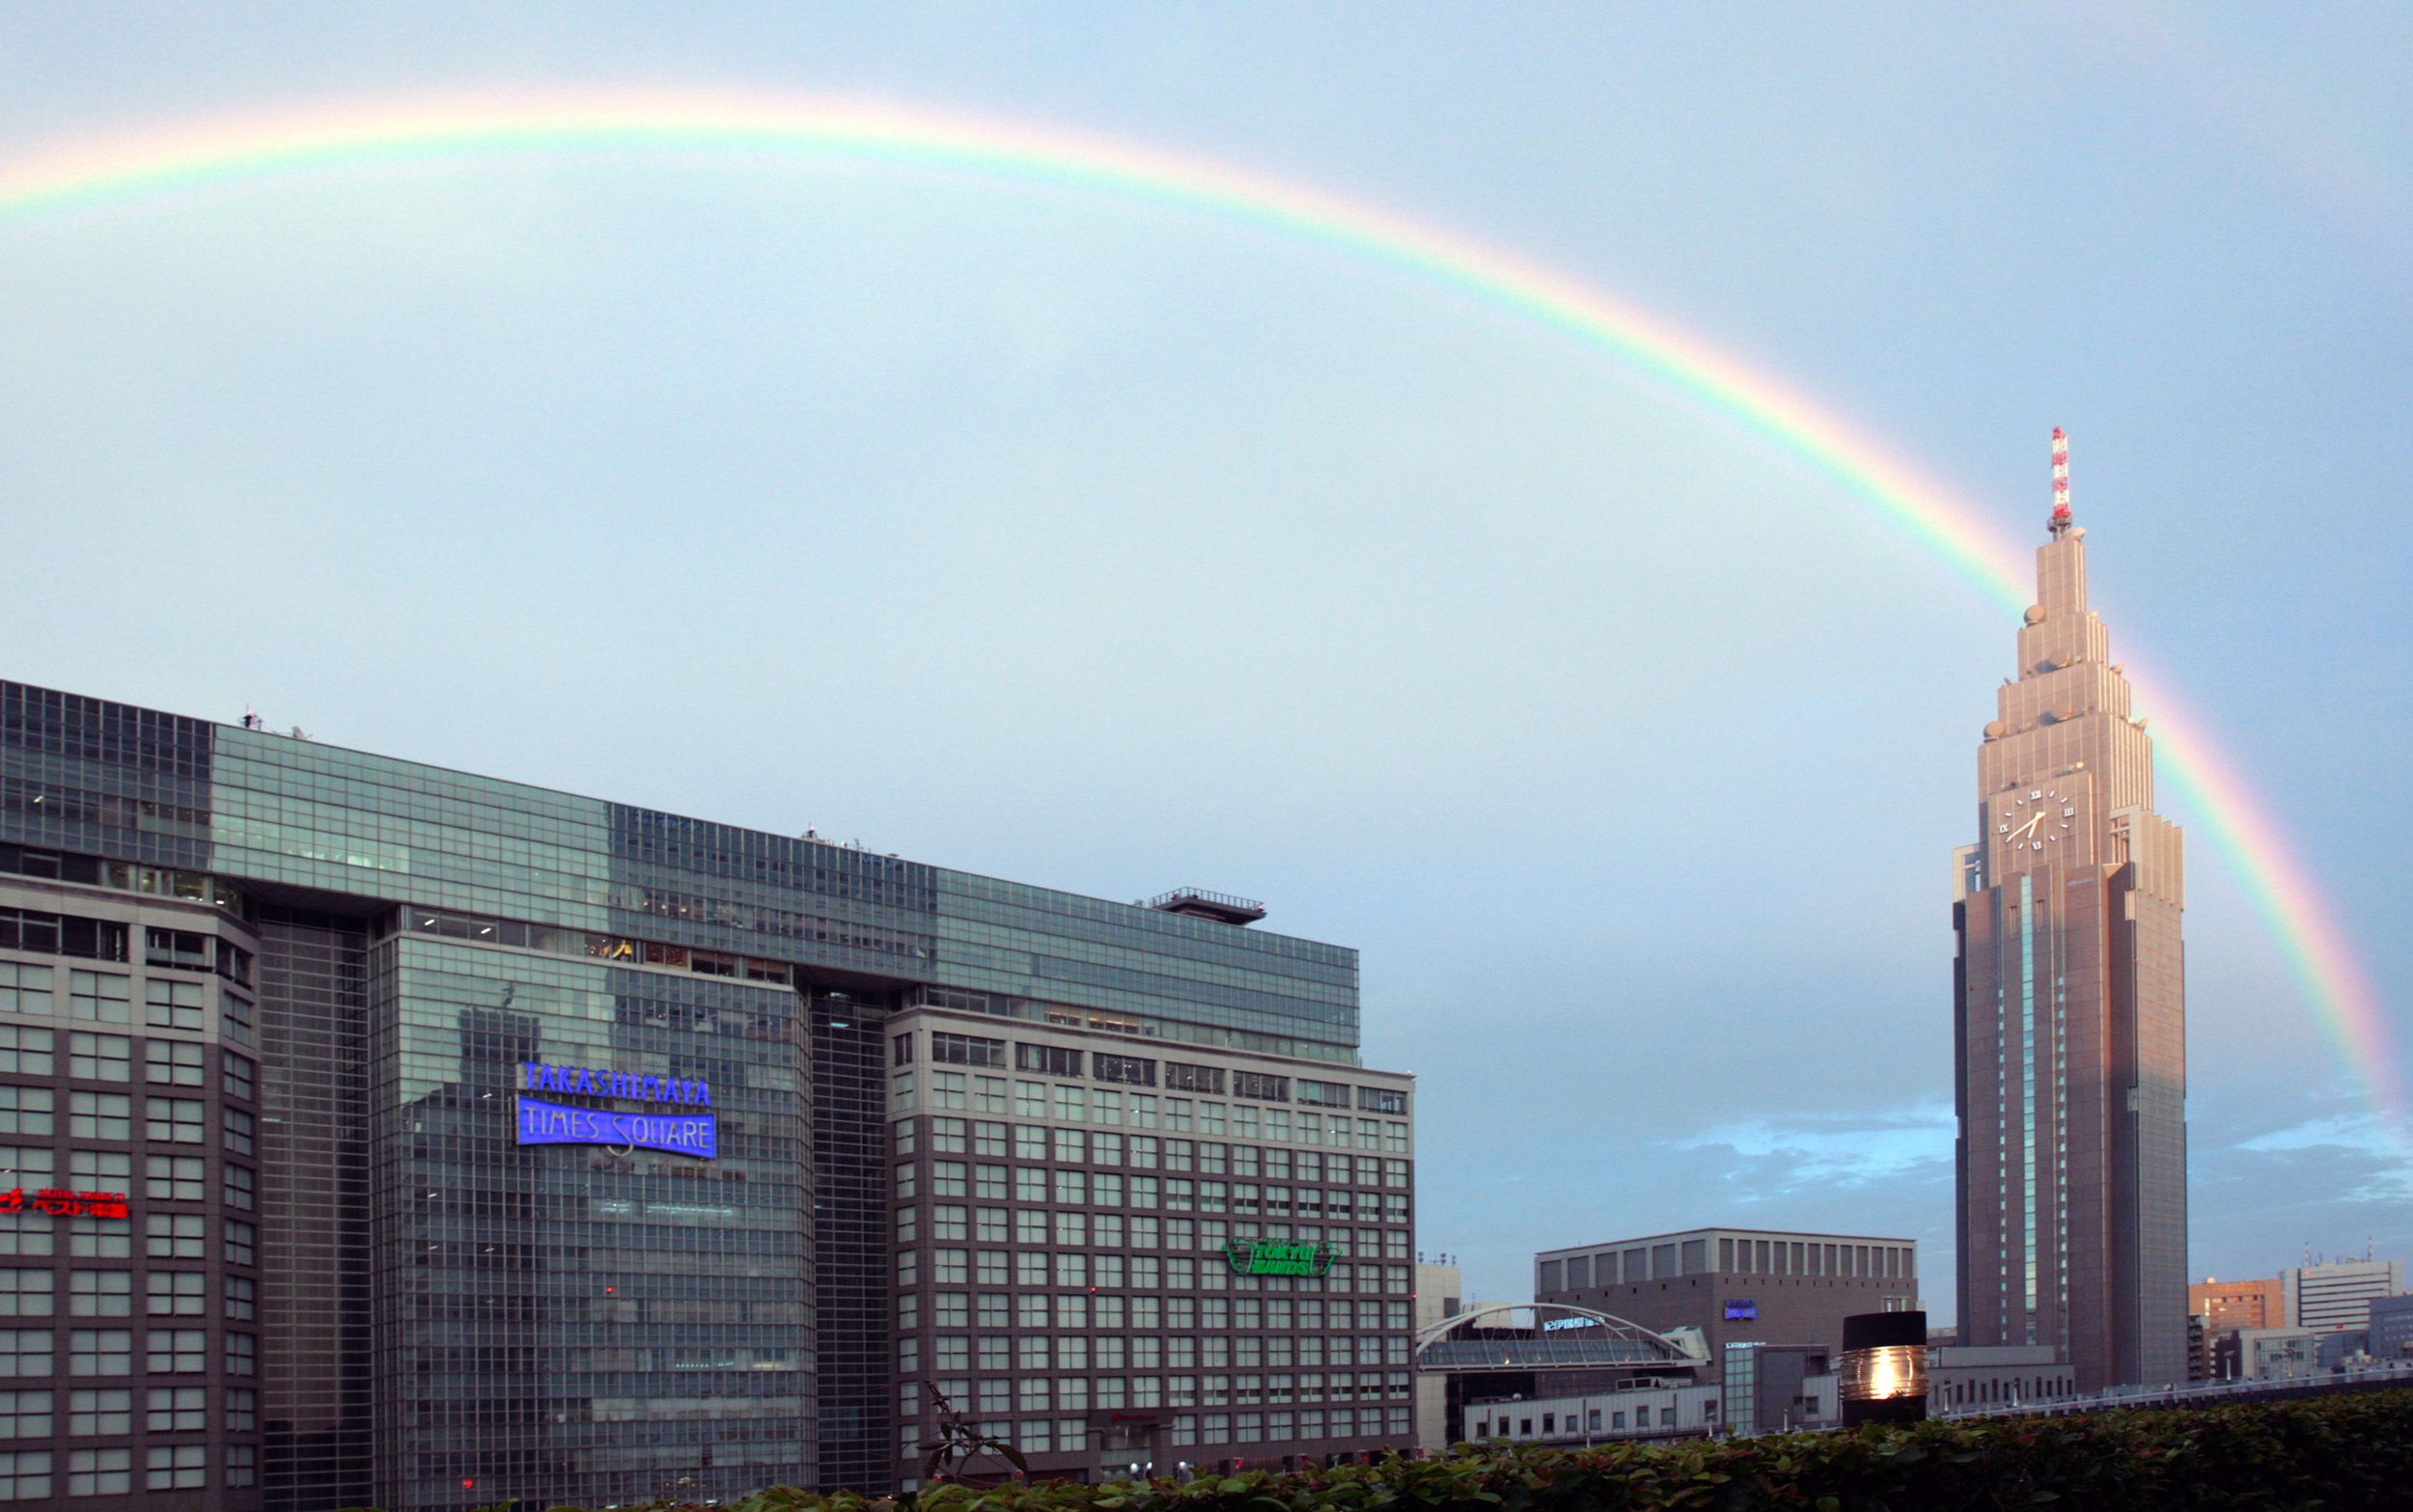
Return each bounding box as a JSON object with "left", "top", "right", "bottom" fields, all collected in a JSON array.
[{"left": 0, "top": 678, "right": 1400, "bottom": 1507}]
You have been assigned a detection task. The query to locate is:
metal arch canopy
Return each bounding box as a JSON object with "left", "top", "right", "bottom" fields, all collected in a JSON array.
[{"left": 1412, "top": 1301, "right": 1709, "bottom": 1376}]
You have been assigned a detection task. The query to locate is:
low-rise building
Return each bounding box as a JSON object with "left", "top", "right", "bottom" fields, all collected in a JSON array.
[
  {"left": 2370, "top": 1295, "right": 2413, "bottom": 1361},
  {"left": 1534, "top": 1227, "right": 1917, "bottom": 1385},
  {"left": 1928, "top": 1345, "right": 2076, "bottom": 1411}
]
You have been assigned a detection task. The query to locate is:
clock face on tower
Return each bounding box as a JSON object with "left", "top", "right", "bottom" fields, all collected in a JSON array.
[{"left": 1996, "top": 785, "right": 2077, "bottom": 855}]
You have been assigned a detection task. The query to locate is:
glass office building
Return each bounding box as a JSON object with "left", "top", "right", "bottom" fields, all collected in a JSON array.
[{"left": 0, "top": 679, "right": 1409, "bottom": 1509}]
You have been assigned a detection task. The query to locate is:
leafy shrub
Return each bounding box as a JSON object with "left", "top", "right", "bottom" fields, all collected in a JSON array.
[{"left": 441, "top": 1387, "right": 2413, "bottom": 1512}]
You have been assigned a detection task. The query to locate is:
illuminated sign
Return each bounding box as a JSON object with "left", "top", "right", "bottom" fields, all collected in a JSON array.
[
  {"left": 514, "top": 1062, "right": 717, "bottom": 1159},
  {"left": 1725, "top": 1300, "right": 1759, "bottom": 1321},
  {"left": 1542, "top": 1316, "right": 1600, "bottom": 1332},
  {"left": 0, "top": 1188, "right": 128, "bottom": 1218},
  {"left": 1221, "top": 1240, "right": 1335, "bottom": 1277},
  {"left": 518, "top": 1063, "right": 711, "bottom": 1106}
]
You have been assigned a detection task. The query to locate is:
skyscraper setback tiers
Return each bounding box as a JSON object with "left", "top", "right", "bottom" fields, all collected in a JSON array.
[{"left": 1952, "top": 448, "right": 2189, "bottom": 1392}]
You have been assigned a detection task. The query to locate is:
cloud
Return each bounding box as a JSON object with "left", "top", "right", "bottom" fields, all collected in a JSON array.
[
  {"left": 2231, "top": 1113, "right": 2413, "bottom": 1203},
  {"left": 1673, "top": 1100, "right": 1956, "bottom": 1196}
]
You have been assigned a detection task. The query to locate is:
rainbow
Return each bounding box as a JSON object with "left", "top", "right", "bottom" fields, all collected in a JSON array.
[{"left": 0, "top": 89, "right": 2400, "bottom": 1147}]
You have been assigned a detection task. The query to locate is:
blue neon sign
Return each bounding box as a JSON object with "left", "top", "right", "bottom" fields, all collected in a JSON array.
[{"left": 513, "top": 1062, "right": 717, "bottom": 1159}]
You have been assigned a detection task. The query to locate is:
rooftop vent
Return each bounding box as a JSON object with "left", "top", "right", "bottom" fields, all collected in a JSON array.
[{"left": 1146, "top": 887, "right": 1266, "bottom": 926}]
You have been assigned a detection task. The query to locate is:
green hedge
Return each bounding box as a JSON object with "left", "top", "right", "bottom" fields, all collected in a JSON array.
[{"left": 458, "top": 1388, "right": 2413, "bottom": 1512}]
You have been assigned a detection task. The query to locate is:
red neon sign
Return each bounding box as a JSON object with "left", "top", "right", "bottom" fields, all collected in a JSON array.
[{"left": 0, "top": 1188, "right": 130, "bottom": 1219}]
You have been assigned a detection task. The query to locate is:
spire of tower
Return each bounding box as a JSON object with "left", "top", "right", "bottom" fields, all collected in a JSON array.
[{"left": 2050, "top": 426, "right": 2073, "bottom": 536}]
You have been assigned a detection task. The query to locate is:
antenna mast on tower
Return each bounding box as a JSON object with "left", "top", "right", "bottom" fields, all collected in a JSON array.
[{"left": 2050, "top": 426, "right": 2073, "bottom": 536}]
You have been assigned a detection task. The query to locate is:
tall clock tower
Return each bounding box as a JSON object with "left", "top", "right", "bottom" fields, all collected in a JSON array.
[{"left": 1952, "top": 432, "right": 2188, "bottom": 1391}]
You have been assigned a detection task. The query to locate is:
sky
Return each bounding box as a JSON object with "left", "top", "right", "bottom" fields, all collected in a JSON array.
[{"left": 1, "top": 3, "right": 2408, "bottom": 1318}]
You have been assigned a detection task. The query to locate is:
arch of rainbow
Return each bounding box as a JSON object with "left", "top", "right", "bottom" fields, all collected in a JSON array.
[{"left": 0, "top": 90, "right": 2398, "bottom": 1147}]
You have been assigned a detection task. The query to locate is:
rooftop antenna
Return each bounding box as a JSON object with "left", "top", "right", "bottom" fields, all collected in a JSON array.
[{"left": 2049, "top": 426, "right": 2073, "bottom": 536}]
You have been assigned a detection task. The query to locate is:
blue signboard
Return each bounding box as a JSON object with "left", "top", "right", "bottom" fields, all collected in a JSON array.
[
  {"left": 1725, "top": 1299, "right": 1759, "bottom": 1321},
  {"left": 516, "top": 1095, "right": 717, "bottom": 1158},
  {"left": 513, "top": 1062, "right": 717, "bottom": 1159}
]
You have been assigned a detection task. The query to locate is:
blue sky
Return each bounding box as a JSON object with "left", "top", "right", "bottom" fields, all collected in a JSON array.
[{"left": 2, "top": 3, "right": 2408, "bottom": 1314}]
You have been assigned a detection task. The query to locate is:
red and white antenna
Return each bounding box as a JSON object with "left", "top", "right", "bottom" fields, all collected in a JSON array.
[{"left": 2049, "top": 426, "right": 2073, "bottom": 535}]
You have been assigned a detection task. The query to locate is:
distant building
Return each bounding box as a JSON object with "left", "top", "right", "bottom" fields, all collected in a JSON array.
[
  {"left": 2190, "top": 1276, "right": 2285, "bottom": 1380},
  {"left": 1413, "top": 1261, "right": 1465, "bottom": 1451},
  {"left": 1723, "top": 1343, "right": 1838, "bottom": 1436},
  {"left": 1953, "top": 480, "right": 2189, "bottom": 1393},
  {"left": 2233, "top": 1327, "right": 2325, "bottom": 1381},
  {"left": 1928, "top": 1344, "right": 2077, "bottom": 1411},
  {"left": 1535, "top": 1227, "right": 1917, "bottom": 1385},
  {"left": 2283, "top": 1258, "right": 2405, "bottom": 1333},
  {"left": 2190, "top": 1276, "right": 2284, "bottom": 1333},
  {"left": 2368, "top": 1295, "right": 2413, "bottom": 1361}
]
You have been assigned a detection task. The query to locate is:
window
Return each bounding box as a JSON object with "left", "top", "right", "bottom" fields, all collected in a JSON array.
[
  {"left": 1165, "top": 1061, "right": 1225, "bottom": 1094},
  {"left": 68, "top": 1273, "right": 128, "bottom": 1317},
  {"left": 226, "top": 1443, "right": 256, "bottom": 1488},
  {"left": 1233, "top": 1071, "right": 1290, "bottom": 1102},
  {"left": 221, "top": 1053, "right": 254, "bottom": 1102},
  {"left": 224, "top": 1333, "right": 256, "bottom": 1377},
  {"left": 0, "top": 964, "right": 53, "bottom": 1016},
  {"left": 147, "top": 1215, "right": 204, "bottom": 1260},
  {"left": 224, "top": 1107, "right": 255, "bottom": 1157},
  {"left": 931, "top": 1032, "right": 1005, "bottom": 1067},
  {"left": 1297, "top": 1080, "right": 1351, "bottom": 1108},
  {"left": 68, "top": 1032, "right": 129, "bottom": 1083},
  {"left": 144, "top": 1040, "right": 204, "bottom": 1086},
  {"left": 226, "top": 1388, "right": 256, "bottom": 1433},
  {"left": 146, "top": 1097, "right": 204, "bottom": 1143},
  {"left": 145, "top": 929, "right": 212, "bottom": 972},
  {"left": 140, "top": 1272, "right": 205, "bottom": 1317},
  {"left": 143, "top": 978, "right": 207, "bottom": 1031},
  {"left": 146, "top": 1155, "right": 205, "bottom": 1202},
  {"left": 147, "top": 1385, "right": 207, "bottom": 1431},
  {"left": 68, "top": 971, "right": 131, "bottom": 1024},
  {"left": 68, "top": 1388, "right": 127, "bottom": 1435},
  {"left": 0, "top": 1390, "right": 52, "bottom": 1441},
  {"left": 223, "top": 1275, "right": 255, "bottom": 1322},
  {"left": 0, "top": 1446, "right": 54, "bottom": 1495},
  {"left": 1016, "top": 1043, "right": 1082, "bottom": 1077},
  {"left": 0, "top": 1090, "right": 54, "bottom": 1139},
  {"left": 891, "top": 1033, "right": 915, "bottom": 1065},
  {"left": 69, "top": 1446, "right": 131, "bottom": 1497},
  {"left": 0, "top": 1028, "right": 52, "bottom": 1077},
  {"left": 220, "top": 991, "right": 254, "bottom": 1046},
  {"left": 1094, "top": 1052, "right": 1156, "bottom": 1086},
  {"left": 69, "top": 1329, "right": 131, "bottom": 1376},
  {"left": 0, "top": 1273, "right": 47, "bottom": 1319},
  {"left": 69, "top": 1150, "right": 128, "bottom": 1188},
  {"left": 1357, "top": 1086, "right": 1407, "bottom": 1114}
]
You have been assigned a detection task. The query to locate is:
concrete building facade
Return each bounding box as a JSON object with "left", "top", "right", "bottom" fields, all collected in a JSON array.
[
  {"left": 2282, "top": 1258, "right": 2404, "bottom": 1333},
  {"left": 1953, "top": 488, "right": 2189, "bottom": 1392},
  {"left": 1534, "top": 1227, "right": 1916, "bottom": 1385}
]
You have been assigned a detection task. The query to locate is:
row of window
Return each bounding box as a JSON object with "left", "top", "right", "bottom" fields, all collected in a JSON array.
[
  {"left": 0, "top": 965, "right": 255, "bottom": 1046},
  {"left": 0, "top": 845, "right": 240, "bottom": 915},
  {"left": 901, "top": 1033, "right": 1403, "bottom": 1113},
  {"left": 0, "top": 1270, "right": 253, "bottom": 1319},
  {"left": 898, "top": 1249, "right": 1413, "bottom": 1289},
  {"left": 898, "top": 1406, "right": 1410, "bottom": 1456},
  {"left": 0, "top": 915, "right": 248, "bottom": 986},
  {"left": 0, "top": 1328, "right": 256, "bottom": 1376},
  {"left": 0, "top": 1212, "right": 256, "bottom": 1265},
  {"left": 0, "top": 1089, "right": 245, "bottom": 1156},
  {"left": 407, "top": 910, "right": 801, "bottom": 985},
  {"left": 0, "top": 1383, "right": 258, "bottom": 1434},
  {"left": 897, "top": 1182, "right": 1411, "bottom": 1229},
  {"left": 901, "top": 1292, "right": 1414, "bottom": 1333},
  {"left": 0, "top": 1441, "right": 258, "bottom": 1498},
  {"left": 903, "top": 1333, "right": 1413, "bottom": 1373},
  {"left": 917, "top": 1125, "right": 1405, "bottom": 1184},
  {"left": 908, "top": 1369, "right": 1410, "bottom": 1415},
  {"left": 902, "top": 1077, "right": 1409, "bottom": 1150}
]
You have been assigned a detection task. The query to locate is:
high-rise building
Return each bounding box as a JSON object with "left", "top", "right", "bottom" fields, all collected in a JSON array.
[
  {"left": 0, "top": 678, "right": 1414, "bottom": 1510},
  {"left": 1952, "top": 442, "right": 2188, "bottom": 1391},
  {"left": 2282, "top": 1257, "right": 2405, "bottom": 1333}
]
